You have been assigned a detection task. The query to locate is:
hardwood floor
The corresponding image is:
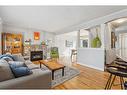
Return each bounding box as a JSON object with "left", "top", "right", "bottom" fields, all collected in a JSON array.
[{"left": 52, "top": 62, "right": 123, "bottom": 89}]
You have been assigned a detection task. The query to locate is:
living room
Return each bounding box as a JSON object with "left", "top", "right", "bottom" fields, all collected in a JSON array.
[{"left": 1, "top": 6, "right": 127, "bottom": 91}]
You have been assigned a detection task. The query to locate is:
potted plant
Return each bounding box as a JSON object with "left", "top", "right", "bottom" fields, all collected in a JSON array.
[{"left": 91, "top": 28, "right": 101, "bottom": 48}]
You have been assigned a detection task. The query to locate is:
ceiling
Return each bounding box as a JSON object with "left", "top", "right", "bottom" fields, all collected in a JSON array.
[
  {"left": 110, "top": 18, "right": 127, "bottom": 28},
  {"left": 0, "top": 6, "right": 127, "bottom": 33},
  {"left": 109, "top": 18, "right": 127, "bottom": 33}
]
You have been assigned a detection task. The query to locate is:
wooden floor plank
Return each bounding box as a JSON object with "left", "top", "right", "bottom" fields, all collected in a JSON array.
[{"left": 53, "top": 63, "right": 123, "bottom": 89}]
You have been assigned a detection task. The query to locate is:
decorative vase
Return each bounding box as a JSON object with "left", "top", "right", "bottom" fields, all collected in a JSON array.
[{"left": 91, "top": 28, "right": 101, "bottom": 48}]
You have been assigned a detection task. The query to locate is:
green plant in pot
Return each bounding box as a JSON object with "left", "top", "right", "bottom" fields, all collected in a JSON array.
[{"left": 91, "top": 29, "right": 101, "bottom": 48}]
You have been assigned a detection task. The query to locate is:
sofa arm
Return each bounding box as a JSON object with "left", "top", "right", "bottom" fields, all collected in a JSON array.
[{"left": 0, "top": 69, "right": 52, "bottom": 89}]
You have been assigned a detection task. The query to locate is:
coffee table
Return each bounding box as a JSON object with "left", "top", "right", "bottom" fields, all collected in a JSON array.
[{"left": 39, "top": 60, "right": 65, "bottom": 80}]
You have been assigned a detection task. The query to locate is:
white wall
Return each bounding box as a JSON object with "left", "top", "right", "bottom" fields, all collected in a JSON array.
[
  {"left": 77, "top": 48, "right": 105, "bottom": 71},
  {"left": 3, "top": 24, "right": 55, "bottom": 45},
  {"left": 77, "top": 24, "right": 106, "bottom": 71},
  {"left": 104, "top": 23, "right": 117, "bottom": 64},
  {"left": 119, "top": 33, "right": 127, "bottom": 49},
  {"left": 55, "top": 31, "right": 78, "bottom": 57},
  {"left": 106, "top": 49, "right": 116, "bottom": 64}
]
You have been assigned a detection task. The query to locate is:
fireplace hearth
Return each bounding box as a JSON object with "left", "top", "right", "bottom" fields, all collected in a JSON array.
[{"left": 30, "top": 51, "right": 43, "bottom": 61}]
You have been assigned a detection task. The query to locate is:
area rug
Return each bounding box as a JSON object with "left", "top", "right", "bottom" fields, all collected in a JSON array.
[{"left": 51, "top": 66, "right": 80, "bottom": 87}]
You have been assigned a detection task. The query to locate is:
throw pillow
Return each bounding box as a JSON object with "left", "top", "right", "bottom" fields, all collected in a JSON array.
[
  {"left": 12, "top": 54, "right": 25, "bottom": 62},
  {"left": 0, "top": 59, "right": 14, "bottom": 82},
  {"left": 11, "top": 67, "right": 32, "bottom": 78},
  {"left": 0, "top": 54, "right": 14, "bottom": 62},
  {"left": 1, "top": 56, "right": 14, "bottom": 62},
  {"left": 9, "top": 61, "right": 26, "bottom": 68}
]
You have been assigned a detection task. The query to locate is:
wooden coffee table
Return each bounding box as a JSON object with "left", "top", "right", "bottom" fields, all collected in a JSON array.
[{"left": 39, "top": 60, "right": 65, "bottom": 80}]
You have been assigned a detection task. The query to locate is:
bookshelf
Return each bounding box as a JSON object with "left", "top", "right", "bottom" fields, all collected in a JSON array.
[{"left": 2, "top": 33, "right": 23, "bottom": 54}]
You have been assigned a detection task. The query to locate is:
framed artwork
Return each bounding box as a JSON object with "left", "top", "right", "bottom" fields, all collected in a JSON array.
[
  {"left": 82, "top": 39, "right": 88, "bottom": 47},
  {"left": 65, "top": 40, "right": 73, "bottom": 47},
  {"left": 111, "top": 32, "right": 117, "bottom": 48},
  {"left": 34, "top": 32, "right": 40, "bottom": 40}
]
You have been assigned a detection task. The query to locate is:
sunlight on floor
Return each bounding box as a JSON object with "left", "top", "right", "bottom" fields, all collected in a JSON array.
[{"left": 58, "top": 56, "right": 77, "bottom": 67}]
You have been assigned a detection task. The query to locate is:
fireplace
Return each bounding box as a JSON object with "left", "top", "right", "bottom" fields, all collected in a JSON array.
[{"left": 30, "top": 51, "right": 43, "bottom": 61}]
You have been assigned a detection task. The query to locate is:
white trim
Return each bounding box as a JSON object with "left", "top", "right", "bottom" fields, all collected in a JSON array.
[
  {"left": 78, "top": 48, "right": 104, "bottom": 50},
  {"left": 77, "top": 62, "right": 104, "bottom": 71}
]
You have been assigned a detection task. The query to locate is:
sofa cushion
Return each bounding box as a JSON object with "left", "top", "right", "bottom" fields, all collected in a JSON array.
[
  {"left": 9, "top": 61, "right": 26, "bottom": 68},
  {"left": 25, "top": 60, "right": 33, "bottom": 65},
  {"left": 9, "top": 61, "right": 32, "bottom": 78},
  {"left": 0, "top": 69, "right": 51, "bottom": 89},
  {"left": 0, "top": 54, "right": 14, "bottom": 62},
  {"left": 11, "top": 67, "right": 32, "bottom": 78},
  {"left": 12, "top": 54, "right": 25, "bottom": 62},
  {"left": 0, "top": 59, "right": 14, "bottom": 82},
  {"left": 25, "top": 60, "right": 39, "bottom": 69},
  {"left": 26, "top": 63, "right": 39, "bottom": 70},
  {"left": 1, "top": 57, "right": 13, "bottom": 62}
]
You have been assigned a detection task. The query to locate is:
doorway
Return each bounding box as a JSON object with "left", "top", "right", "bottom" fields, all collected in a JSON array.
[{"left": 105, "top": 17, "right": 127, "bottom": 66}]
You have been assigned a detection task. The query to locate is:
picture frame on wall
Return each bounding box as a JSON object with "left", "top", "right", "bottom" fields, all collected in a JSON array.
[
  {"left": 34, "top": 32, "right": 40, "bottom": 40},
  {"left": 65, "top": 40, "right": 73, "bottom": 47},
  {"left": 82, "top": 39, "right": 88, "bottom": 47},
  {"left": 111, "top": 32, "right": 117, "bottom": 48}
]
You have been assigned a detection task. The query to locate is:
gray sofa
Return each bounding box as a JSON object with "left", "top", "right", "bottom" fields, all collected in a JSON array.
[{"left": 0, "top": 54, "right": 52, "bottom": 89}]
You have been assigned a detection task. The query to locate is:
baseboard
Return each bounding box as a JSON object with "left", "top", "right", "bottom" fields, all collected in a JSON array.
[{"left": 77, "top": 62, "right": 104, "bottom": 71}]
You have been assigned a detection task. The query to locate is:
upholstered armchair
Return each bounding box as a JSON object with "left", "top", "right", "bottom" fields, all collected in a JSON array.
[{"left": 50, "top": 47, "right": 59, "bottom": 59}]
